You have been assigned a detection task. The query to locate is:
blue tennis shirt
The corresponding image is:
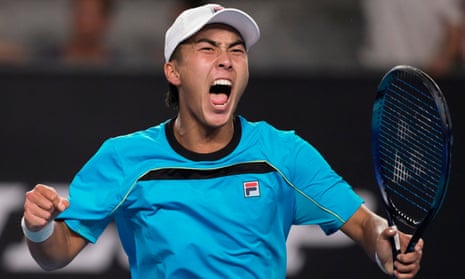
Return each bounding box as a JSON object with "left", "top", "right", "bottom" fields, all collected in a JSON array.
[{"left": 58, "top": 116, "right": 363, "bottom": 278}]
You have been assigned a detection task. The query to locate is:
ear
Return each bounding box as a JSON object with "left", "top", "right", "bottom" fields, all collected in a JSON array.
[{"left": 164, "top": 62, "right": 181, "bottom": 86}]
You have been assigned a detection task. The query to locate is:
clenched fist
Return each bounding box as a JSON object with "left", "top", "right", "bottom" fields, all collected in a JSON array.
[{"left": 23, "top": 184, "right": 69, "bottom": 232}]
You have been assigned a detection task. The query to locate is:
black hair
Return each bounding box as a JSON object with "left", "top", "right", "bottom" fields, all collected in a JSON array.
[{"left": 165, "top": 83, "right": 179, "bottom": 110}]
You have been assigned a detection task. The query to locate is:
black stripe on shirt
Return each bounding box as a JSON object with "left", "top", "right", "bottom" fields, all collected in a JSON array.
[{"left": 139, "top": 162, "right": 276, "bottom": 180}]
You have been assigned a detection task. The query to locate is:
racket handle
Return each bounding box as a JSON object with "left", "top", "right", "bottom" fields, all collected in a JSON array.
[
  {"left": 405, "top": 234, "right": 420, "bottom": 253},
  {"left": 392, "top": 226, "right": 401, "bottom": 255},
  {"left": 391, "top": 226, "right": 401, "bottom": 279}
]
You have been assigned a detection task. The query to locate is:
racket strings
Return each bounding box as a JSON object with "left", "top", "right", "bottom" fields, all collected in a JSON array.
[
  {"left": 376, "top": 75, "right": 447, "bottom": 224},
  {"left": 380, "top": 96, "right": 444, "bottom": 179},
  {"left": 378, "top": 115, "right": 443, "bottom": 173},
  {"left": 382, "top": 100, "right": 443, "bottom": 154}
]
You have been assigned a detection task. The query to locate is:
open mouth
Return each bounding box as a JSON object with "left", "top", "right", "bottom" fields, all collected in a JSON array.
[
  {"left": 210, "top": 79, "right": 232, "bottom": 95},
  {"left": 209, "top": 79, "right": 232, "bottom": 106}
]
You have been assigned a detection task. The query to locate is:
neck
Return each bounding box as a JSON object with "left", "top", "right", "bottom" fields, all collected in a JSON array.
[{"left": 173, "top": 117, "right": 235, "bottom": 154}]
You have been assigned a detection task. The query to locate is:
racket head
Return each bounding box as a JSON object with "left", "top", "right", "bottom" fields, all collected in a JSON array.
[{"left": 371, "top": 65, "right": 452, "bottom": 239}]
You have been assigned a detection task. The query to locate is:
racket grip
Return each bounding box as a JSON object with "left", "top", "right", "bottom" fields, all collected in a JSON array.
[
  {"left": 390, "top": 226, "right": 401, "bottom": 279},
  {"left": 392, "top": 226, "right": 401, "bottom": 255}
]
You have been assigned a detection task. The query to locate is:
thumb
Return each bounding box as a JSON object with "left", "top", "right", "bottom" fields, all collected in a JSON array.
[
  {"left": 60, "top": 198, "right": 70, "bottom": 211},
  {"left": 53, "top": 197, "right": 70, "bottom": 212},
  {"left": 383, "top": 226, "right": 401, "bottom": 256},
  {"left": 377, "top": 226, "right": 401, "bottom": 258},
  {"left": 381, "top": 225, "right": 398, "bottom": 238}
]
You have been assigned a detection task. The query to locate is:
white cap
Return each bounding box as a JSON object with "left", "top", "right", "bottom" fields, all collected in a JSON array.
[{"left": 164, "top": 3, "right": 260, "bottom": 62}]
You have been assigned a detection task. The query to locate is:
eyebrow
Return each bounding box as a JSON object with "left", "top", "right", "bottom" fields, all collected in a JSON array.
[{"left": 192, "top": 38, "right": 246, "bottom": 49}]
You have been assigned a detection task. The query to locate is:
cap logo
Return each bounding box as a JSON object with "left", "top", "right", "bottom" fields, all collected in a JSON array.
[{"left": 211, "top": 5, "right": 224, "bottom": 13}]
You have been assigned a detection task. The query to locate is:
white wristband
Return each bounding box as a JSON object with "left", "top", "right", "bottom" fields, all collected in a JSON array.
[
  {"left": 21, "top": 217, "right": 55, "bottom": 243},
  {"left": 375, "top": 252, "right": 388, "bottom": 274}
]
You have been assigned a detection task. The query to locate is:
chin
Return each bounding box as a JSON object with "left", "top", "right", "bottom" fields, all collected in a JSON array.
[{"left": 205, "top": 114, "right": 233, "bottom": 128}]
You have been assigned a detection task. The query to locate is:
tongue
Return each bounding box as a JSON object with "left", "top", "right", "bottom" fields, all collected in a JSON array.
[{"left": 210, "top": 93, "right": 228, "bottom": 105}]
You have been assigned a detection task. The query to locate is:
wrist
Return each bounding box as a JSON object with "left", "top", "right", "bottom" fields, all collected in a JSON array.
[
  {"left": 375, "top": 251, "right": 388, "bottom": 274},
  {"left": 21, "top": 216, "right": 55, "bottom": 243}
]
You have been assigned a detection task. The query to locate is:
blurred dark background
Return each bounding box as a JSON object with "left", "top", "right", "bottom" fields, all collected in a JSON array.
[{"left": 0, "top": 0, "right": 464, "bottom": 278}]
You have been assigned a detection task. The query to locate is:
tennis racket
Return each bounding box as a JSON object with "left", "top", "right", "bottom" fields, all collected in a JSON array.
[{"left": 371, "top": 65, "right": 452, "bottom": 260}]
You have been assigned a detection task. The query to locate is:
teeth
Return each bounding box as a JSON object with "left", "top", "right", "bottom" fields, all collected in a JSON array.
[
  {"left": 210, "top": 79, "right": 232, "bottom": 95},
  {"left": 212, "top": 79, "right": 232, "bottom": 86}
]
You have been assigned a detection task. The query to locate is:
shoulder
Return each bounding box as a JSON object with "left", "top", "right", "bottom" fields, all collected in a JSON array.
[
  {"left": 239, "top": 116, "right": 298, "bottom": 140},
  {"left": 238, "top": 116, "right": 316, "bottom": 159},
  {"left": 96, "top": 120, "right": 170, "bottom": 161},
  {"left": 110, "top": 120, "right": 168, "bottom": 145}
]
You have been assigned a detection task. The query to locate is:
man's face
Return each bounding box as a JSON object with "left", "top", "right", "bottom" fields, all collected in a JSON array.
[{"left": 170, "top": 24, "right": 249, "bottom": 128}]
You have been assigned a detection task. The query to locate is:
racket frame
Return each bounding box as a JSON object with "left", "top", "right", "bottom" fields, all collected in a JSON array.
[{"left": 371, "top": 65, "right": 452, "bottom": 253}]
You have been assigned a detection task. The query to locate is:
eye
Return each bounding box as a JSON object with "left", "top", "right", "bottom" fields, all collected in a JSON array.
[
  {"left": 230, "top": 44, "right": 246, "bottom": 55},
  {"left": 194, "top": 42, "right": 215, "bottom": 53},
  {"left": 201, "top": 47, "right": 215, "bottom": 52},
  {"left": 231, "top": 48, "right": 245, "bottom": 54}
]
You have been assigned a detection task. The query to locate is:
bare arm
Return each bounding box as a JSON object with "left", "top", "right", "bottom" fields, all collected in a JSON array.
[
  {"left": 23, "top": 184, "right": 88, "bottom": 271},
  {"left": 340, "top": 205, "right": 386, "bottom": 260},
  {"left": 341, "top": 205, "right": 423, "bottom": 278}
]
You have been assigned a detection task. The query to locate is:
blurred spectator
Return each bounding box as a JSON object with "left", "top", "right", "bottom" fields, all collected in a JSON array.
[
  {"left": 359, "top": 0, "right": 464, "bottom": 77},
  {"left": 38, "top": 0, "right": 119, "bottom": 66},
  {"left": 461, "top": 1, "right": 465, "bottom": 67},
  {"left": 0, "top": 40, "right": 28, "bottom": 65}
]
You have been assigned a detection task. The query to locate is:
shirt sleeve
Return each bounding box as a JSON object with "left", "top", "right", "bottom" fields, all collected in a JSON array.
[
  {"left": 56, "top": 138, "right": 124, "bottom": 243},
  {"left": 288, "top": 135, "right": 364, "bottom": 235}
]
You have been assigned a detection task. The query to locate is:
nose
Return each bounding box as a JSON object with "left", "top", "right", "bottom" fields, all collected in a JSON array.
[
  {"left": 217, "top": 51, "right": 233, "bottom": 70},
  {"left": 218, "top": 62, "right": 232, "bottom": 70}
]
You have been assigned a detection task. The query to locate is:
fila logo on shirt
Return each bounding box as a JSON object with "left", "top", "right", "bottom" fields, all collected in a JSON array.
[{"left": 243, "top": 181, "right": 260, "bottom": 198}]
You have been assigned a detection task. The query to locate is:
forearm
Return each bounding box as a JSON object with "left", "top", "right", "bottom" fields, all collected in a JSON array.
[
  {"left": 342, "top": 205, "right": 387, "bottom": 260},
  {"left": 360, "top": 212, "right": 388, "bottom": 260},
  {"left": 25, "top": 220, "right": 86, "bottom": 271}
]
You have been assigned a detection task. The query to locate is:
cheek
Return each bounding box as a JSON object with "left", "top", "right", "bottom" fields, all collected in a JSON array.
[
  {"left": 237, "top": 67, "right": 249, "bottom": 93},
  {"left": 179, "top": 60, "right": 210, "bottom": 85},
  {"left": 235, "top": 57, "right": 249, "bottom": 78}
]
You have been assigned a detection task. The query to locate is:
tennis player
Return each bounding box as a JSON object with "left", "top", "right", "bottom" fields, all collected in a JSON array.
[{"left": 22, "top": 4, "right": 423, "bottom": 278}]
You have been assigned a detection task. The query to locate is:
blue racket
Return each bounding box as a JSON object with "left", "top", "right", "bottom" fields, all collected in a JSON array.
[{"left": 371, "top": 65, "right": 452, "bottom": 260}]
